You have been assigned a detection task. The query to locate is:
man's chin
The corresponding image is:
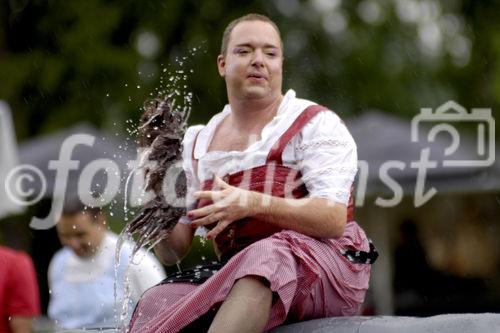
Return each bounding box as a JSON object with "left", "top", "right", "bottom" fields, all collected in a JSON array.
[
  {"left": 74, "top": 249, "right": 93, "bottom": 258},
  {"left": 242, "top": 87, "right": 271, "bottom": 99}
]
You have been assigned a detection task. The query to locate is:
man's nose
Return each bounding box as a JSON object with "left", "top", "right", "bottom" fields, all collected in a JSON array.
[{"left": 251, "top": 49, "right": 264, "bottom": 66}]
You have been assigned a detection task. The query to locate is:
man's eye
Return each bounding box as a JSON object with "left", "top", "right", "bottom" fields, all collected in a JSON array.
[
  {"left": 236, "top": 49, "right": 249, "bottom": 54},
  {"left": 265, "top": 49, "right": 279, "bottom": 57}
]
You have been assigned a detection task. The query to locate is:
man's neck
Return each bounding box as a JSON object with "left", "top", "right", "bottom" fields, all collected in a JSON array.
[{"left": 228, "top": 94, "right": 283, "bottom": 133}]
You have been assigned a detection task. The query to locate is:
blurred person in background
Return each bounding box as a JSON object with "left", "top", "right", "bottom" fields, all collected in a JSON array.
[
  {"left": 0, "top": 245, "right": 40, "bottom": 333},
  {"left": 47, "top": 201, "right": 165, "bottom": 329}
]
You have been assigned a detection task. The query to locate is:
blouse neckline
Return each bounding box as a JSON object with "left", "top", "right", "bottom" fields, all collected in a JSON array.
[{"left": 193, "top": 90, "right": 297, "bottom": 160}]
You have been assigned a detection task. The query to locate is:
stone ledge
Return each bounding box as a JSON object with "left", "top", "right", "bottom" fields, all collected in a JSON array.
[
  {"left": 46, "top": 313, "right": 500, "bottom": 332},
  {"left": 270, "top": 313, "right": 500, "bottom": 333}
]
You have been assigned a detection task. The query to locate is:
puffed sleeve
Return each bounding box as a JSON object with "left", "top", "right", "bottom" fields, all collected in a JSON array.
[
  {"left": 178, "top": 125, "right": 204, "bottom": 225},
  {"left": 295, "top": 110, "right": 357, "bottom": 205}
]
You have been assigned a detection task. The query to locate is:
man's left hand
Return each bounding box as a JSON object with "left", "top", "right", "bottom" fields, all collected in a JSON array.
[{"left": 188, "top": 176, "right": 259, "bottom": 240}]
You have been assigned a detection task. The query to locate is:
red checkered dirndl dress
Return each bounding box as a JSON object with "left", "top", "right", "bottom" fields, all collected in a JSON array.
[{"left": 128, "top": 105, "right": 374, "bottom": 332}]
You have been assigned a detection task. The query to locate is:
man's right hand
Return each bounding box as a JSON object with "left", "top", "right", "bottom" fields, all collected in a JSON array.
[{"left": 154, "top": 222, "right": 195, "bottom": 266}]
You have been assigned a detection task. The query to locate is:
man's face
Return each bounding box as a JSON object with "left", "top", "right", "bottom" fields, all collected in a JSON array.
[
  {"left": 56, "top": 212, "right": 106, "bottom": 258},
  {"left": 218, "top": 20, "right": 283, "bottom": 101}
]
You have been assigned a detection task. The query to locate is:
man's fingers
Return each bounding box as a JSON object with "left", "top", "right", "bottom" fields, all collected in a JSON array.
[
  {"left": 206, "top": 220, "right": 231, "bottom": 240},
  {"left": 188, "top": 205, "right": 214, "bottom": 219},
  {"left": 191, "top": 212, "right": 224, "bottom": 227},
  {"left": 214, "top": 176, "right": 231, "bottom": 189},
  {"left": 193, "top": 190, "right": 218, "bottom": 200},
  {"left": 193, "top": 177, "right": 230, "bottom": 200}
]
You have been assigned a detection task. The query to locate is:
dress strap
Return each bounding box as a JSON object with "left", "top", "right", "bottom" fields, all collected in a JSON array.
[{"left": 266, "top": 104, "right": 328, "bottom": 165}]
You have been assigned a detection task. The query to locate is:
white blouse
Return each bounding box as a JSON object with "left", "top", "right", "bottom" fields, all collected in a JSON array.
[{"left": 181, "top": 89, "right": 358, "bottom": 209}]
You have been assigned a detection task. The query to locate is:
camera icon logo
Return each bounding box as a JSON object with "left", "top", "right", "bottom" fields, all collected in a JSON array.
[{"left": 411, "top": 100, "right": 495, "bottom": 167}]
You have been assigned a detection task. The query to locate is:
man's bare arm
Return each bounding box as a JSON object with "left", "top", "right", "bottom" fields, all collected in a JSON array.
[
  {"left": 190, "top": 177, "right": 346, "bottom": 240},
  {"left": 154, "top": 222, "right": 195, "bottom": 266},
  {"left": 253, "top": 195, "right": 346, "bottom": 238}
]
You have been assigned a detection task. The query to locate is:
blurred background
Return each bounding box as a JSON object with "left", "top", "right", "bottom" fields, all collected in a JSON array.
[{"left": 1, "top": 0, "right": 499, "bottom": 325}]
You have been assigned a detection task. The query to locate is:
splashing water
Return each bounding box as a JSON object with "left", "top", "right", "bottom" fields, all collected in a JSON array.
[
  {"left": 123, "top": 147, "right": 152, "bottom": 222},
  {"left": 119, "top": 65, "right": 193, "bottom": 252},
  {"left": 112, "top": 47, "right": 202, "bottom": 329},
  {"left": 113, "top": 232, "right": 129, "bottom": 328}
]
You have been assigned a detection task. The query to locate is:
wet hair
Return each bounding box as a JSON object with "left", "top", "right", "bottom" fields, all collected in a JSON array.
[{"left": 220, "top": 13, "right": 283, "bottom": 56}]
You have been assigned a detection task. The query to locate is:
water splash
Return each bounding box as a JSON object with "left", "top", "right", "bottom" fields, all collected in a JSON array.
[
  {"left": 113, "top": 231, "right": 127, "bottom": 329},
  {"left": 112, "top": 46, "right": 202, "bottom": 330},
  {"left": 113, "top": 233, "right": 145, "bottom": 330},
  {"left": 119, "top": 65, "right": 193, "bottom": 252}
]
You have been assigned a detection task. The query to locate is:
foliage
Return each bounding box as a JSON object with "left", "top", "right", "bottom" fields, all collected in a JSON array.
[
  {"left": 1, "top": 0, "right": 498, "bottom": 141},
  {"left": 0, "top": 0, "right": 500, "bottom": 139}
]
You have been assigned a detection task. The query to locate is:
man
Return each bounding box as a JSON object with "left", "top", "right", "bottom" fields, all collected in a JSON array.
[
  {"left": 129, "top": 13, "right": 376, "bottom": 332},
  {"left": 0, "top": 246, "right": 40, "bottom": 333},
  {"left": 48, "top": 202, "right": 165, "bottom": 329}
]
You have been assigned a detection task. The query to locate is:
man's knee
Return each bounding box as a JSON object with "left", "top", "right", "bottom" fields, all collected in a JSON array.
[{"left": 231, "top": 276, "right": 273, "bottom": 305}]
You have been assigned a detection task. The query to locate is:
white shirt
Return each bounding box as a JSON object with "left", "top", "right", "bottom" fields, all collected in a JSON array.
[
  {"left": 181, "top": 89, "right": 358, "bottom": 210},
  {"left": 48, "top": 231, "right": 165, "bottom": 329}
]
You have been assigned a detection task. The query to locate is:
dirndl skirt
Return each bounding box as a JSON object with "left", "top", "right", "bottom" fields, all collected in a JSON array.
[{"left": 128, "top": 221, "right": 372, "bottom": 332}]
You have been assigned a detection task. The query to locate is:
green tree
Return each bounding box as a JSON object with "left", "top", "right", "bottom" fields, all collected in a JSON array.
[{"left": 1, "top": 0, "right": 498, "bottom": 137}]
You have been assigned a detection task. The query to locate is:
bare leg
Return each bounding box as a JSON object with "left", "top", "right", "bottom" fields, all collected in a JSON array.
[{"left": 208, "top": 276, "right": 273, "bottom": 333}]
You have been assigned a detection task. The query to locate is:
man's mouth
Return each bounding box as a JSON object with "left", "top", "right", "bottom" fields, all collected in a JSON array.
[{"left": 247, "top": 73, "right": 266, "bottom": 80}]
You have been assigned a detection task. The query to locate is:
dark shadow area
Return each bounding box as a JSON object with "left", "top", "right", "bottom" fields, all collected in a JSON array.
[{"left": 393, "top": 218, "right": 500, "bottom": 316}]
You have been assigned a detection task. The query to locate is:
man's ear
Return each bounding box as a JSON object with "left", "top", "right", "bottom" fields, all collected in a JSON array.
[{"left": 217, "top": 54, "right": 225, "bottom": 77}]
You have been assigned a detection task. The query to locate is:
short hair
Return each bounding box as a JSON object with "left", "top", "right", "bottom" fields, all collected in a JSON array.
[
  {"left": 220, "top": 13, "right": 283, "bottom": 56},
  {"left": 62, "top": 198, "right": 102, "bottom": 222}
]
